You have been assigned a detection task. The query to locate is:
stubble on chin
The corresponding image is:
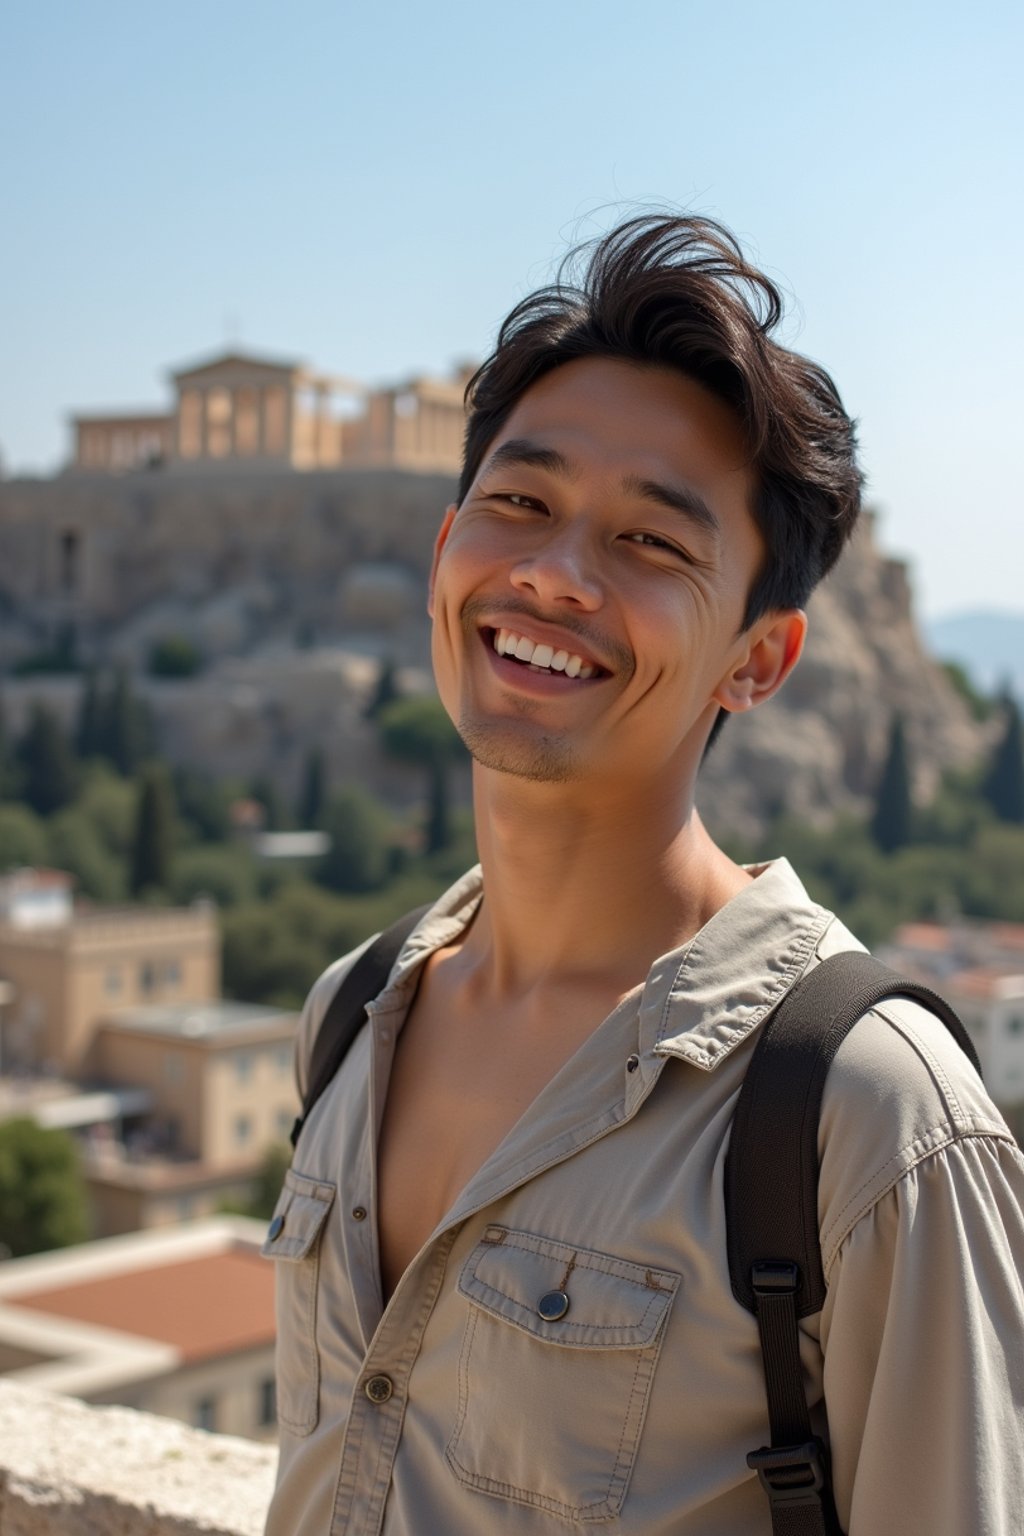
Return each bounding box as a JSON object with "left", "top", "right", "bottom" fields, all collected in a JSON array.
[{"left": 456, "top": 712, "right": 578, "bottom": 785}]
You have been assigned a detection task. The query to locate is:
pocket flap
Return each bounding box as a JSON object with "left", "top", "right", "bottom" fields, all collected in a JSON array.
[
  {"left": 458, "top": 1226, "right": 678, "bottom": 1349},
  {"left": 260, "top": 1168, "right": 335, "bottom": 1262}
]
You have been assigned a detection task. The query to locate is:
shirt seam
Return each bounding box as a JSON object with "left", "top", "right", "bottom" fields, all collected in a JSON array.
[{"left": 821, "top": 1124, "right": 1019, "bottom": 1278}]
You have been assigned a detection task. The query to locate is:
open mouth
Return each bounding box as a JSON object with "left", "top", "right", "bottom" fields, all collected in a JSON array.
[{"left": 485, "top": 626, "right": 608, "bottom": 681}]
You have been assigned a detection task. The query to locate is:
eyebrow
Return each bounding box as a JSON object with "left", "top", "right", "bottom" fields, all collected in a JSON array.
[{"left": 481, "top": 437, "right": 721, "bottom": 540}]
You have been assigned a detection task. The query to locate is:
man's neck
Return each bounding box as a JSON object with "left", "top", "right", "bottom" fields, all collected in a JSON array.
[{"left": 460, "top": 762, "right": 751, "bottom": 1001}]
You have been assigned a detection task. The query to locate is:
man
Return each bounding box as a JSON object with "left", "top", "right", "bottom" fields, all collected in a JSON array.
[{"left": 264, "top": 216, "right": 1024, "bottom": 1535}]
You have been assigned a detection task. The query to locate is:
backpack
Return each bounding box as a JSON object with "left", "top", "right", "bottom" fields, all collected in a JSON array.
[{"left": 290, "top": 909, "right": 981, "bottom": 1536}]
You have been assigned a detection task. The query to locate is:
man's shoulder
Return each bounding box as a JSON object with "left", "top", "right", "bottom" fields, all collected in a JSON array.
[{"left": 810, "top": 919, "right": 1016, "bottom": 1271}]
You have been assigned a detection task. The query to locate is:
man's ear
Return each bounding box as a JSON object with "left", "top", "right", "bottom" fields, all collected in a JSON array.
[
  {"left": 427, "top": 505, "right": 458, "bottom": 618},
  {"left": 713, "top": 609, "right": 807, "bottom": 714}
]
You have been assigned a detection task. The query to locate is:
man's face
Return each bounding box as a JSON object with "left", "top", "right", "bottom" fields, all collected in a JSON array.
[{"left": 429, "top": 356, "right": 791, "bottom": 790}]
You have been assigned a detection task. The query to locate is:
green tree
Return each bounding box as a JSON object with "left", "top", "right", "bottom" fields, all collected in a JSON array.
[
  {"left": 983, "top": 696, "right": 1024, "bottom": 824},
  {"left": 378, "top": 695, "right": 466, "bottom": 854},
  {"left": 98, "top": 669, "right": 156, "bottom": 776},
  {"left": 870, "top": 717, "right": 913, "bottom": 854},
  {"left": 172, "top": 765, "right": 236, "bottom": 844},
  {"left": 148, "top": 635, "right": 204, "bottom": 678},
  {"left": 75, "top": 668, "right": 103, "bottom": 759},
  {"left": 130, "top": 762, "right": 176, "bottom": 895},
  {"left": 298, "top": 747, "right": 327, "bottom": 829},
  {"left": 0, "top": 692, "right": 21, "bottom": 800},
  {"left": 169, "top": 843, "right": 257, "bottom": 907},
  {"left": 16, "top": 702, "right": 78, "bottom": 815},
  {"left": 0, "top": 803, "right": 48, "bottom": 870},
  {"left": 47, "top": 808, "right": 124, "bottom": 900},
  {"left": 364, "top": 656, "right": 401, "bottom": 719},
  {"left": 0, "top": 1119, "right": 89, "bottom": 1257},
  {"left": 317, "top": 786, "right": 393, "bottom": 894},
  {"left": 250, "top": 774, "right": 289, "bottom": 832}
]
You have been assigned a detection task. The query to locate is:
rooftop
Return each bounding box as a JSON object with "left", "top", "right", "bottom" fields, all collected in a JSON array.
[
  {"left": 101, "top": 999, "right": 295, "bottom": 1042},
  {"left": 6, "top": 1248, "right": 274, "bottom": 1364}
]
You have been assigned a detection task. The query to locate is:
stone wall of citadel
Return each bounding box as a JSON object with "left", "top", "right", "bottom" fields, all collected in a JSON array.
[{"left": 0, "top": 470, "right": 986, "bottom": 839}]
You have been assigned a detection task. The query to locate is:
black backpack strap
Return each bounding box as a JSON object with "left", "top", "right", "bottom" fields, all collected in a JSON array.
[
  {"left": 724, "top": 951, "right": 980, "bottom": 1536},
  {"left": 289, "top": 904, "right": 431, "bottom": 1150}
]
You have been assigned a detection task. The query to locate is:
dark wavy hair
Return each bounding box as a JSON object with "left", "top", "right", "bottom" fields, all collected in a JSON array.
[{"left": 458, "top": 214, "right": 862, "bottom": 631}]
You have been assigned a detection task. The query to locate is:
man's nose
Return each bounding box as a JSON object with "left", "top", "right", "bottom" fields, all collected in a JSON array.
[{"left": 508, "top": 527, "right": 604, "bottom": 610}]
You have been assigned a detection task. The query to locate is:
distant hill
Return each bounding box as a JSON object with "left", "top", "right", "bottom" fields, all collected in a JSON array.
[{"left": 925, "top": 611, "right": 1024, "bottom": 701}]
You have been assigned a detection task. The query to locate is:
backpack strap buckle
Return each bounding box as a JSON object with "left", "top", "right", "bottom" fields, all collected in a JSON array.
[{"left": 746, "top": 1438, "right": 828, "bottom": 1508}]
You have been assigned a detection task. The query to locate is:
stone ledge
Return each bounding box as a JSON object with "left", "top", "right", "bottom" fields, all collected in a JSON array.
[{"left": 0, "top": 1381, "right": 275, "bottom": 1534}]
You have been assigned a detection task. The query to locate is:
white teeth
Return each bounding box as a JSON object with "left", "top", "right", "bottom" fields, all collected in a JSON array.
[{"left": 491, "top": 629, "right": 596, "bottom": 678}]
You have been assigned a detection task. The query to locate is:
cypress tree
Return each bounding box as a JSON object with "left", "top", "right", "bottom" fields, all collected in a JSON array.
[
  {"left": 364, "top": 657, "right": 401, "bottom": 720},
  {"left": 983, "top": 696, "right": 1024, "bottom": 824},
  {"left": 100, "top": 669, "right": 155, "bottom": 776},
  {"left": 130, "top": 763, "right": 175, "bottom": 895},
  {"left": 250, "top": 774, "right": 288, "bottom": 831},
  {"left": 16, "top": 702, "right": 78, "bottom": 816},
  {"left": 299, "top": 747, "right": 327, "bottom": 829},
  {"left": 0, "top": 691, "right": 17, "bottom": 800},
  {"left": 870, "top": 716, "right": 913, "bottom": 853},
  {"left": 75, "top": 668, "right": 103, "bottom": 759}
]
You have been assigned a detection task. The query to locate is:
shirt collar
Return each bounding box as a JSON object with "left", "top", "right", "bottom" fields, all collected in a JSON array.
[
  {"left": 380, "top": 857, "right": 834, "bottom": 1073},
  {"left": 646, "top": 859, "right": 834, "bottom": 1070}
]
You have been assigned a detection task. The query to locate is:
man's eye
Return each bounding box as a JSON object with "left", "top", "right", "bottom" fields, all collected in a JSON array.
[
  {"left": 504, "top": 494, "right": 543, "bottom": 509},
  {"left": 625, "top": 531, "right": 685, "bottom": 557}
]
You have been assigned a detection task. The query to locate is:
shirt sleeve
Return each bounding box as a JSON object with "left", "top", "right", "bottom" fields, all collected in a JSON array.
[{"left": 821, "top": 1132, "right": 1024, "bottom": 1536}]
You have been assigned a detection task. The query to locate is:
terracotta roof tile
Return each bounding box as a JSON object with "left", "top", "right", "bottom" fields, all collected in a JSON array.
[{"left": 7, "top": 1248, "right": 275, "bottom": 1363}]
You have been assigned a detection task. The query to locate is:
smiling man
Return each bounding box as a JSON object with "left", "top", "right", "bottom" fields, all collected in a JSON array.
[{"left": 264, "top": 217, "right": 1024, "bottom": 1536}]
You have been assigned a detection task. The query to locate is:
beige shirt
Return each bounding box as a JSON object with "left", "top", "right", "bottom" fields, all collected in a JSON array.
[{"left": 263, "top": 860, "right": 1024, "bottom": 1536}]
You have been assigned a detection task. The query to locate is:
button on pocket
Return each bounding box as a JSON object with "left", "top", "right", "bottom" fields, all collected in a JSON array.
[
  {"left": 260, "top": 1168, "right": 335, "bottom": 1435},
  {"left": 446, "top": 1227, "right": 679, "bottom": 1522}
]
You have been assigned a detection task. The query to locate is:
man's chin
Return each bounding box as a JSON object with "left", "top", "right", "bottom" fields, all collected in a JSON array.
[{"left": 458, "top": 719, "right": 579, "bottom": 785}]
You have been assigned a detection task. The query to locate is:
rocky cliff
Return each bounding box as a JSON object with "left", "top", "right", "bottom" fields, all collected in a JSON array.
[{"left": 0, "top": 471, "right": 984, "bottom": 835}]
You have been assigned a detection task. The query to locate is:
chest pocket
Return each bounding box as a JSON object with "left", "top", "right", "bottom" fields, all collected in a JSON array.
[
  {"left": 260, "top": 1168, "right": 335, "bottom": 1435},
  {"left": 446, "top": 1226, "right": 679, "bottom": 1523}
]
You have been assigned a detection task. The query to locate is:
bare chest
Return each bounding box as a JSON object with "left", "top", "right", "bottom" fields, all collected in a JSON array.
[{"left": 376, "top": 971, "right": 626, "bottom": 1302}]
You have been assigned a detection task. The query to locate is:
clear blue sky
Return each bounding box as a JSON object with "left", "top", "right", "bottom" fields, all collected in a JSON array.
[{"left": 2, "top": 0, "right": 1020, "bottom": 618}]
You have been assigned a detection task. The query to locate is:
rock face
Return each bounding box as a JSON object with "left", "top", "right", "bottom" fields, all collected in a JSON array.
[
  {"left": 698, "top": 512, "right": 985, "bottom": 841},
  {"left": 0, "top": 472, "right": 984, "bottom": 835}
]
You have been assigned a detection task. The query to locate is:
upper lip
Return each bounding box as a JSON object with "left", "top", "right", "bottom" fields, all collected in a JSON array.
[{"left": 479, "top": 613, "right": 612, "bottom": 675}]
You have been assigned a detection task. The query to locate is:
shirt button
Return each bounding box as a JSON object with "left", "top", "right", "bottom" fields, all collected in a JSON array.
[
  {"left": 364, "top": 1374, "right": 394, "bottom": 1404},
  {"left": 626, "top": 1054, "right": 640, "bottom": 1073},
  {"left": 537, "top": 1290, "right": 570, "bottom": 1321},
  {"left": 351, "top": 1206, "right": 367, "bottom": 1221},
  {"left": 267, "top": 1215, "right": 285, "bottom": 1241}
]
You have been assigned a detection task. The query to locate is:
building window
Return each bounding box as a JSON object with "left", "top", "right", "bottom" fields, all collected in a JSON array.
[
  {"left": 235, "top": 1115, "right": 252, "bottom": 1146},
  {"left": 275, "top": 1044, "right": 292, "bottom": 1076},
  {"left": 140, "top": 961, "right": 157, "bottom": 995},
  {"left": 165, "top": 959, "right": 182, "bottom": 988},
  {"left": 164, "top": 1052, "right": 183, "bottom": 1084},
  {"left": 195, "top": 1396, "right": 217, "bottom": 1432},
  {"left": 259, "top": 1377, "right": 277, "bottom": 1427},
  {"left": 105, "top": 966, "right": 122, "bottom": 995},
  {"left": 1007, "top": 1016, "right": 1024, "bottom": 1036},
  {"left": 276, "top": 1108, "right": 293, "bottom": 1140},
  {"left": 235, "top": 1051, "right": 252, "bottom": 1083}
]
